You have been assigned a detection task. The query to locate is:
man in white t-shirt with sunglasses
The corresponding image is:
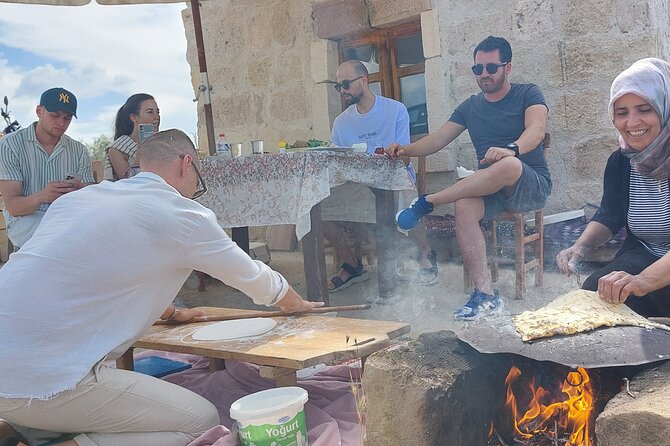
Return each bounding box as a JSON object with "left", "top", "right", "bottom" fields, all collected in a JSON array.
[{"left": 324, "top": 60, "right": 438, "bottom": 292}]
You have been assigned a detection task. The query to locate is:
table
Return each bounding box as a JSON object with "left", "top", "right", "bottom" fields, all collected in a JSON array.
[
  {"left": 118, "top": 307, "right": 410, "bottom": 386},
  {"left": 197, "top": 151, "right": 416, "bottom": 303}
]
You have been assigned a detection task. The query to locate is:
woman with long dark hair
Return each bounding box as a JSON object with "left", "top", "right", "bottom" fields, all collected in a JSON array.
[{"left": 103, "top": 93, "right": 160, "bottom": 180}]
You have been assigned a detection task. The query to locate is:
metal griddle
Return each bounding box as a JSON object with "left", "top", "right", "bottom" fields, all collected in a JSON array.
[{"left": 457, "top": 317, "right": 670, "bottom": 368}]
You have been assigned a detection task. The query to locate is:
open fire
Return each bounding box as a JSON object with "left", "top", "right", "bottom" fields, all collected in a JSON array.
[{"left": 489, "top": 366, "right": 595, "bottom": 446}]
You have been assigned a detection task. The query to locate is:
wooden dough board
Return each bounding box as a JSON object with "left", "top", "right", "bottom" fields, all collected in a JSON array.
[{"left": 135, "top": 307, "right": 410, "bottom": 370}]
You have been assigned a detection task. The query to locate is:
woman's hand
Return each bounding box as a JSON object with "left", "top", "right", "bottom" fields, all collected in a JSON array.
[
  {"left": 598, "top": 271, "right": 651, "bottom": 305},
  {"left": 556, "top": 245, "right": 587, "bottom": 276}
]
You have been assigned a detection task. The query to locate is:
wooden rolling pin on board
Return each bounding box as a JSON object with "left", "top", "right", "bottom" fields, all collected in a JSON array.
[{"left": 155, "top": 304, "right": 371, "bottom": 325}]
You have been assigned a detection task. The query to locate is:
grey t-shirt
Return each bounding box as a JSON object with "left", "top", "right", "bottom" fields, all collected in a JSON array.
[{"left": 449, "top": 83, "right": 549, "bottom": 178}]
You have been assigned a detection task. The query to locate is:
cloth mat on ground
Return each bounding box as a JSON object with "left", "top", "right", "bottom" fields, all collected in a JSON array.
[{"left": 134, "top": 351, "right": 364, "bottom": 446}]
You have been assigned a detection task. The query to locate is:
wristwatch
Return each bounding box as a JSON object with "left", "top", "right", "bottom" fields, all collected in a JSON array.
[{"left": 506, "top": 142, "right": 520, "bottom": 157}]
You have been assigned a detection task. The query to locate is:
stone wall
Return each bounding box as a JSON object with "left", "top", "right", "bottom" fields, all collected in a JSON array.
[
  {"left": 596, "top": 360, "right": 670, "bottom": 446},
  {"left": 183, "top": 0, "right": 670, "bottom": 214},
  {"left": 429, "top": 0, "right": 670, "bottom": 213},
  {"left": 182, "top": 0, "right": 341, "bottom": 156}
]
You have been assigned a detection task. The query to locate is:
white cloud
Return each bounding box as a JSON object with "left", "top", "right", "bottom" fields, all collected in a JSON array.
[{"left": 0, "top": 2, "right": 197, "bottom": 144}]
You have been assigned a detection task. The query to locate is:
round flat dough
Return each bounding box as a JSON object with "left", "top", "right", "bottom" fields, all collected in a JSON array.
[{"left": 193, "top": 318, "right": 277, "bottom": 341}]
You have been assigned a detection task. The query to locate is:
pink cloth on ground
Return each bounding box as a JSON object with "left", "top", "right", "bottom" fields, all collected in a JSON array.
[{"left": 134, "top": 351, "right": 364, "bottom": 446}]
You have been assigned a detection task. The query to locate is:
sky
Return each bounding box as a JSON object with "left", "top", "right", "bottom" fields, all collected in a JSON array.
[{"left": 0, "top": 2, "right": 197, "bottom": 146}]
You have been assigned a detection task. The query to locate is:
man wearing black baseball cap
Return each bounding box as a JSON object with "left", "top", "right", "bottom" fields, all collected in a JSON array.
[
  {"left": 40, "top": 86, "right": 79, "bottom": 118},
  {"left": 0, "top": 87, "right": 94, "bottom": 249}
]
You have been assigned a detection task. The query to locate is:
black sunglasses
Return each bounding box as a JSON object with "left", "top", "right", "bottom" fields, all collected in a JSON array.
[
  {"left": 471, "top": 62, "right": 508, "bottom": 76},
  {"left": 334, "top": 76, "right": 363, "bottom": 92},
  {"left": 179, "top": 153, "right": 207, "bottom": 199}
]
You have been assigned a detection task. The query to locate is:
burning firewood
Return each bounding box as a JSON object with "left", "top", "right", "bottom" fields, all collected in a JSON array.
[{"left": 488, "top": 366, "right": 594, "bottom": 446}]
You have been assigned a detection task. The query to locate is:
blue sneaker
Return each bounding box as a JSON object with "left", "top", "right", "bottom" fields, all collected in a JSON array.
[
  {"left": 453, "top": 289, "right": 501, "bottom": 321},
  {"left": 396, "top": 194, "right": 433, "bottom": 230}
]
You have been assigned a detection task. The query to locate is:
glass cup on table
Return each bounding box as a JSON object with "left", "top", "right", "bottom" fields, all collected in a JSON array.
[
  {"left": 232, "top": 142, "right": 243, "bottom": 158},
  {"left": 351, "top": 142, "right": 368, "bottom": 153},
  {"left": 251, "top": 139, "right": 264, "bottom": 155}
]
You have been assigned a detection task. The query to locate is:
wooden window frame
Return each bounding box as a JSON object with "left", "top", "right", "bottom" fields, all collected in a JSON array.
[
  {"left": 337, "top": 20, "right": 429, "bottom": 194},
  {"left": 337, "top": 20, "right": 424, "bottom": 102}
]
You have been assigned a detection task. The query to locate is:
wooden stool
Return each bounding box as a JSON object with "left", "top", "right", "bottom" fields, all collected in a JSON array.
[{"left": 464, "top": 209, "right": 544, "bottom": 299}]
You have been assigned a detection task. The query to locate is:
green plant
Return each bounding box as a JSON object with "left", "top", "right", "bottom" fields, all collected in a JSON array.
[{"left": 86, "top": 134, "right": 113, "bottom": 161}]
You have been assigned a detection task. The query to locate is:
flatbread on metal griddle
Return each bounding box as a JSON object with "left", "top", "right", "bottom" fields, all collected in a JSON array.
[{"left": 512, "top": 289, "right": 670, "bottom": 342}]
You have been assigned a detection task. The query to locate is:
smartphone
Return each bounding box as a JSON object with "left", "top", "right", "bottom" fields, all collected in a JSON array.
[
  {"left": 64, "top": 173, "right": 83, "bottom": 183},
  {"left": 139, "top": 124, "right": 155, "bottom": 145}
]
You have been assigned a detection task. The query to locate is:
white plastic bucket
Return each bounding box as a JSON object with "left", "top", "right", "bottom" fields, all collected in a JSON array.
[{"left": 230, "top": 386, "right": 309, "bottom": 446}]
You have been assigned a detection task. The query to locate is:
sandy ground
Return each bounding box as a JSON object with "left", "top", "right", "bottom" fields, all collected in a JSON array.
[{"left": 177, "top": 248, "right": 592, "bottom": 338}]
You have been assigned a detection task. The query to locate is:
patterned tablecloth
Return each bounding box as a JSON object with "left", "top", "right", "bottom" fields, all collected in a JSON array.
[{"left": 197, "top": 151, "right": 416, "bottom": 239}]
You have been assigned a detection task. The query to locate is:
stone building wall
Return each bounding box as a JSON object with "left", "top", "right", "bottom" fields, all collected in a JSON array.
[
  {"left": 429, "top": 0, "right": 670, "bottom": 213},
  {"left": 183, "top": 0, "right": 670, "bottom": 214},
  {"left": 182, "top": 0, "right": 341, "bottom": 156}
]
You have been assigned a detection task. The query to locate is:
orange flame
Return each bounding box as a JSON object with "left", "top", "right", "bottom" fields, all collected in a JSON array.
[{"left": 498, "top": 366, "right": 594, "bottom": 446}]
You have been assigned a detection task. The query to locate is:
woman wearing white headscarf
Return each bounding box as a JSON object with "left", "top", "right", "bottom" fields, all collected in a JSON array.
[{"left": 557, "top": 58, "right": 670, "bottom": 317}]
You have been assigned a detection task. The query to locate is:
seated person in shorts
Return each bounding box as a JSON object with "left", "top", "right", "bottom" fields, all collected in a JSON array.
[{"left": 389, "top": 36, "right": 551, "bottom": 320}]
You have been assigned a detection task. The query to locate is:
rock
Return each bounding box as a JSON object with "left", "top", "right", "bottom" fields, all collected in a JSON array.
[
  {"left": 362, "top": 331, "right": 511, "bottom": 446},
  {"left": 596, "top": 361, "right": 670, "bottom": 446}
]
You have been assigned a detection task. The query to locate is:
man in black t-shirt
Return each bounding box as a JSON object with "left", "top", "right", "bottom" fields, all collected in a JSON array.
[{"left": 389, "top": 35, "right": 551, "bottom": 320}]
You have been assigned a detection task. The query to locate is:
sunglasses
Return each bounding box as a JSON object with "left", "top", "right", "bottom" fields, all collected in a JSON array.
[
  {"left": 179, "top": 153, "right": 207, "bottom": 199},
  {"left": 471, "top": 62, "right": 508, "bottom": 76},
  {"left": 334, "top": 76, "right": 363, "bottom": 92}
]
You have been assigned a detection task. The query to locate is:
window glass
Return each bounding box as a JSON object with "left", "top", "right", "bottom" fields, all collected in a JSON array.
[
  {"left": 345, "top": 45, "right": 380, "bottom": 74},
  {"left": 396, "top": 33, "right": 424, "bottom": 67},
  {"left": 400, "top": 73, "right": 427, "bottom": 135}
]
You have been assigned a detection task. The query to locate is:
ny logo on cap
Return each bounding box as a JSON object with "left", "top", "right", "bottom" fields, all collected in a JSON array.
[{"left": 59, "top": 93, "right": 70, "bottom": 104}]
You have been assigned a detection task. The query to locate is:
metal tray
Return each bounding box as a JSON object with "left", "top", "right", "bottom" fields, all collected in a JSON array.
[{"left": 457, "top": 317, "right": 670, "bottom": 368}]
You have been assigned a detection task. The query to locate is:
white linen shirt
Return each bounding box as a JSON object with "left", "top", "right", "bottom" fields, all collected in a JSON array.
[{"left": 0, "top": 172, "right": 289, "bottom": 399}]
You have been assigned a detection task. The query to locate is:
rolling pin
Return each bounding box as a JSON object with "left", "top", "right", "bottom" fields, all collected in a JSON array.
[{"left": 155, "top": 304, "right": 371, "bottom": 325}]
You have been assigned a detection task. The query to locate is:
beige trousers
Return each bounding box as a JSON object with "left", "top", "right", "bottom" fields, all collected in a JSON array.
[{"left": 0, "top": 362, "right": 220, "bottom": 446}]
